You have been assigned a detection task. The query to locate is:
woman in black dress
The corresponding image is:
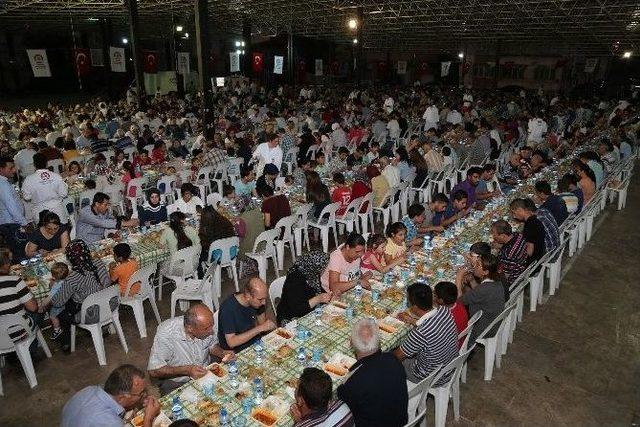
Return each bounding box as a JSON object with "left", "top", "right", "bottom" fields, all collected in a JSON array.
[
  {"left": 25, "top": 211, "right": 70, "bottom": 258},
  {"left": 276, "top": 251, "right": 333, "bottom": 326}
]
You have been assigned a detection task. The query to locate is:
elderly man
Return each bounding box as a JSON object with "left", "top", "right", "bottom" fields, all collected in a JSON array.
[
  {"left": 76, "top": 192, "right": 138, "bottom": 243},
  {"left": 61, "top": 364, "right": 160, "bottom": 427},
  {"left": 337, "top": 318, "right": 408, "bottom": 427},
  {"left": 148, "top": 304, "right": 234, "bottom": 395},
  {"left": 217, "top": 277, "right": 276, "bottom": 352},
  {"left": 290, "top": 368, "right": 353, "bottom": 427}
]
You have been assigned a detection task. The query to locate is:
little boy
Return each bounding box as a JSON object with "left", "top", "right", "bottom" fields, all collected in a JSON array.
[
  {"left": 109, "top": 243, "right": 140, "bottom": 296},
  {"left": 48, "top": 262, "right": 69, "bottom": 340}
]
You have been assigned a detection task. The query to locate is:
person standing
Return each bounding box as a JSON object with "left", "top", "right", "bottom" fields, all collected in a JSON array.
[
  {"left": 21, "top": 153, "right": 69, "bottom": 226},
  {"left": 0, "top": 157, "right": 29, "bottom": 261}
]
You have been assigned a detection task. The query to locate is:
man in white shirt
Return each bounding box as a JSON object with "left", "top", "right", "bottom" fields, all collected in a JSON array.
[
  {"left": 384, "top": 95, "right": 395, "bottom": 114},
  {"left": 423, "top": 103, "right": 439, "bottom": 131},
  {"left": 21, "top": 153, "right": 69, "bottom": 224},
  {"left": 380, "top": 156, "right": 400, "bottom": 188},
  {"left": 13, "top": 141, "right": 38, "bottom": 180},
  {"left": 331, "top": 123, "right": 348, "bottom": 148},
  {"left": 252, "top": 132, "right": 283, "bottom": 171},
  {"left": 446, "top": 108, "right": 463, "bottom": 125},
  {"left": 387, "top": 115, "right": 401, "bottom": 140},
  {"left": 173, "top": 183, "right": 204, "bottom": 216},
  {"left": 527, "top": 114, "right": 548, "bottom": 146}
]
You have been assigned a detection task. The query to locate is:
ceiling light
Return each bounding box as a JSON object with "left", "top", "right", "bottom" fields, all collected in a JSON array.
[
  {"left": 623, "top": 51, "right": 632, "bottom": 58},
  {"left": 176, "top": 25, "right": 183, "bottom": 32},
  {"left": 348, "top": 19, "right": 358, "bottom": 30},
  {"left": 184, "top": 33, "right": 189, "bottom": 39},
  {"left": 236, "top": 49, "right": 241, "bottom": 54},
  {"left": 241, "top": 50, "right": 245, "bottom": 55},
  {"left": 353, "top": 38, "right": 358, "bottom": 44},
  {"left": 458, "top": 52, "right": 464, "bottom": 59},
  {"left": 235, "top": 41, "right": 241, "bottom": 47},
  {"left": 241, "top": 41, "right": 245, "bottom": 47},
  {"left": 122, "top": 38, "right": 128, "bottom": 44},
  {"left": 87, "top": 17, "right": 99, "bottom": 22}
]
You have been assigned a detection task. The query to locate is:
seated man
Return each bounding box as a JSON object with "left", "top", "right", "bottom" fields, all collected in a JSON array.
[
  {"left": 490, "top": 220, "right": 528, "bottom": 293},
  {"left": 450, "top": 166, "right": 482, "bottom": 207},
  {"left": 557, "top": 174, "right": 581, "bottom": 214},
  {"left": 148, "top": 304, "right": 233, "bottom": 395},
  {"left": 401, "top": 204, "right": 444, "bottom": 248},
  {"left": 433, "top": 189, "right": 470, "bottom": 228},
  {"left": 320, "top": 233, "right": 371, "bottom": 294},
  {"left": 509, "top": 198, "right": 547, "bottom": 263},
  {"left": 218, "top": 277, "right": 276, "bottom": 353},
  {"left": 534, "top": 180, "right": 568, "bottom": 226},
  {"left": 476, "top": 163, "right": 501, "bottom": 201},
  {"left": 61, "top": 364, "right": 160, "bottom": 427},
  {"left": 337, "top": 318, "right": 408, "bottom": 427},
  {"left": 76, "top": 192, "right": 138, "bottom": 244},
  {"left": 256, "top": 163, "right": 279, "bottom": 196},
  {"left": 233, "top": 167, "right": 258, "bottom": 197},
  {"left": 290, "top": 368, "right": 354, "bottom": 427},
  {"left": 394, "top": 283, "right": 459, "bottom": 384}
]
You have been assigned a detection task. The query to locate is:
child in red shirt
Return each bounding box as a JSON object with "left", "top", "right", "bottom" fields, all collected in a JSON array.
[
  {"left": 434, "top": 281, "right": 469, "bottom": 348},
  {"left": 360, "top": 234, "right": 404, "bottom": 274},
  {"left": 331, "top": 172, "right": 352, "bottom": 216}
]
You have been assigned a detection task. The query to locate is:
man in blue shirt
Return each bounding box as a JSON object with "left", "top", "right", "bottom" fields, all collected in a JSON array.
[
  {"left": 433, "top": 189, "right": 470, "bottom": 228},
  {"left": 61, "top": 364, "right": 160, "bottom": 427},
  {"left": 450, "top": 166, "right": 482, "bottom": 207},
  {"left": 0, "top": 157, "right": 29, "bottom": 262},
  {"left": 534, "top": 180, "right": 568, "bottom": 225}
]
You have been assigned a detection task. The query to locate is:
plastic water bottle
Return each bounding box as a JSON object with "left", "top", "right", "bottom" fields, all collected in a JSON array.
[
  {"left": 354, "top": 284, "right": 363, "bottom": 301},
  {"left": 314, "top": 305, "right": 323, "bottom": 325},
  {"left": 171, "top": 396, "right": 184, "bottom": 420},
  {"left": 345, "top": 305, "right": 354, "bottom": 319},
  {"left": 423, "top": 236, "right": 431, "bottom": 251},
  {"left": 220, "top": 407, "right": 229, "bottom": 426},
  {"left": 297, "top": 347, "right": 307, "bottom": 365},
  {"left": 254, "top": 339, "right": 264, "bottom": 365},
  {"left": 253, "top": 377, "right": 264, "bottom": 405},
  {"left": 371, "top": 289, "right": 380, "bottom": 302},
  {"left": 228, "top": 361, "right": 239, "bottom": 389}
]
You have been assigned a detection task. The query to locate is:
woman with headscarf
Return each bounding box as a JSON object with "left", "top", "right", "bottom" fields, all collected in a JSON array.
[
  {"left": 276, "top": 251, "right": 333, "bottom": 326},
  {"left": 137, "top": 189, "right": 168, "bottom": 225},
  {"left": 50, "top": 239, "right": 112, "bottom": 351}
]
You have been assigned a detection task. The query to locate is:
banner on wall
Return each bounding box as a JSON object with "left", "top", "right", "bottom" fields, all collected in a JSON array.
[
  {"left": 315, "top": 59, "right": 323, "bottom": 76},
  {"left": 90, "top": 49, "right": 104, "bottom": 67},
  {"left": 230, "top": 51, "right": 240, "bottom": 73},
  {"left": 397, "top": 61, "right": 407, "bottom": 75},
  {"left": 26, "top": 49, "right": 51, "bottom": 77},
  {"left": 177, "top": 52, "right": 190, "bottom": 75},
  {"left": 252, "top": 52, "right": 264, "bottom": 74},
  {"left": 74, "top": 48, "right": 91, "bottom": 76},
  {"left": 143, "top": 50, "right": 158, "bottom": 74},
  {"left": 440, "top": 61, "right": 451, "bottom": 77},
  {"left": 109, "top": 47, "right": 126, "bottom": 72},
  {"left": 584, "top": 58, "right": 598, "bottom": 73},
  {"left": 273, "top": 55, "right": 284, "bottom": 75}
]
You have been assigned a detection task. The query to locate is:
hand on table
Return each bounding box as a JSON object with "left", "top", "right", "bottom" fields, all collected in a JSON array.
[
  {"left": 221, "top": 350, "right": 236, "bottom": 363},
  {"left": 259, "top": 319, "right": 277, "bottom": 333},
  {"left": 142, "top": 396, "right": 161, "bottom": 426},
  {"left": 396, "top": 311, "right": 417, "bottom": 326},
  {"left": 289, "top": 402, "right": 303, "bottom": 422},
  {"left": 189, "top": 365, "right": 208, "bottom": 379}
]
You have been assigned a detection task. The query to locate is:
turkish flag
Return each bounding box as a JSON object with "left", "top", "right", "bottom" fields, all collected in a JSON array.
[
  {"left": 419, "top": 61, "right": 429, "bottom": 74},
  {"left": 252, "top": 52, "right": 264, "bottom": 74},
  {"left": 74, "top": 48, "right": 91, "bottom": 76},
  {"left": 143, "top": 50, "right": 158, "bottom": 74},
  {"left": 462, "top": 61, "right": 472, "bottom": 75}
]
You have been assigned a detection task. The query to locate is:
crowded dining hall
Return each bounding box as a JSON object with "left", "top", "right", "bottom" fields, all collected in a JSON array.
[{"left": 0, "top": 1, "right": 639, "bottom": 426}]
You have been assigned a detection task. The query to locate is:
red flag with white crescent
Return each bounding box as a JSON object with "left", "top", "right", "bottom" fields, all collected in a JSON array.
[
  {"left": 143, "top": 50, "right": 158, "bottom": 74},
  {"left": 252, "top": 52, "right": 264, "bottom": 74},
  {"left": 74, "top": 48, "right": 91, "bottom": 76}
]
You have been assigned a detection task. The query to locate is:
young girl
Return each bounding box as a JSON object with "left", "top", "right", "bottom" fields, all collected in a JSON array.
[
  {"left": 361, "top": 234, "right": 405, "bottom": 274},
  {"left": 47, "top": 262, "right": 69, "bottom": 340},
  {"left": 384, "top": 222, "right": 409, "bottom": 264},
  {"left": 109, "top": 243, "right": 140, "bottom": 297}
]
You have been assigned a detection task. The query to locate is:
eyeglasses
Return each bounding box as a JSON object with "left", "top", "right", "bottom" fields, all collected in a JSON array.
[{"left": 125, "top": 388, "right": 148, "bottom": 399}]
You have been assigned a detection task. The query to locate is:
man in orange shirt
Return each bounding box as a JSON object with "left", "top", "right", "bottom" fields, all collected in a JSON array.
[
  {"left": 331, "top": 172, "right": 352, "bottom": 216},
  {"left": 109, "top": 243, "right": 140, "bottom": 296}
]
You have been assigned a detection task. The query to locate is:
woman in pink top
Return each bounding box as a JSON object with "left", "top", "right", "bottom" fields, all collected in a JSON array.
[{"left": 361, "top": 234, "right": 405, "bottom": 274}]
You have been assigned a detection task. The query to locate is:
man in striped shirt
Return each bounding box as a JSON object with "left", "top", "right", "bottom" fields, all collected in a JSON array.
[
  {"left": 394, "top": 283, "right": 459, "bottom": 386},
  {"left": 290, "top": 368, "right": 353, "bottom": 427},
  {"left": 0, "top": 247, "right": 39, "bottom": 341},
  {"left": 491, "top": 220, "right": 528, "bottom": 294}
]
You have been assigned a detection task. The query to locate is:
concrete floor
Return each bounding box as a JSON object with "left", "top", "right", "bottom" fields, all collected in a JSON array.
[{"left": 1, "top": 170, "right": 638, "bottom": 427}]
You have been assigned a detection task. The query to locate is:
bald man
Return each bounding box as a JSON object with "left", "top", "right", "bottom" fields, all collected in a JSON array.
[
  {"left": 218, "top": 277, "right": 276, "bottom": 352},
  {"left": 147, "top": 304, "right": 234, "bottom": 395}
]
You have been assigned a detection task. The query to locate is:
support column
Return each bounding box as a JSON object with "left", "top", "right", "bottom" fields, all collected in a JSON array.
[
  {"left": 242, "top": 20, "right": 252, "bottom": 78},
  {"left": 287, "top": 32, "right": 294, "bottom": 86},
  {"left": 195, "top": 0, "right": 214, "bottom": 130},
  {"left": 171, "top": 14, "right": 185, "bottom": 98},
  {"left": 494, "top": 40, "right": 501, "bottom": 90},
  {"left": 100, "top": 18, "right": 112, "bottom": 99},
  {"left": 124, "top": 0, "right": 146, "bottom": 109},
  {"left": 356, "top": 6, "right": 364, "bottom": 84}
]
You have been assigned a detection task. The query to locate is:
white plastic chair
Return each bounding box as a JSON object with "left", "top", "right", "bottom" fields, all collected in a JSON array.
[
  {"left": 120, "top": 264, "right": 162, "bottom": 338},
  {"left": 372, "top": 191, "right": 393, "bottom": 233},
  {"left": 70, "top": 286, "right": 129, "bottom": 366},
  {"left": 159, "top": 245, "right": 200, "bottom": 301},
  {"left": 335, "top": 196, "right": 362, "bottom": 235},
  {"left": 308, "top": 202, "right": 341, "bottom": 253},
  {"left": 293, "top": 203, "right": 313, "bottom": 256},
  {"left": 157, "top": 175, "right": 177, "bottom": 197},
  {"left": 607, "top": 177, "right": 630, "bottom": 210},
  {"left": 205, "top": 236, "right": 241, "bottom": 294},
  {"left": 475, "top": 302, "right": 517, "bottom": 381},
  {"left": 406, "top": 364, "right": 442, "bottom": 426},
  {"left": 170, "top": 272, "right": 214, "bottom": 318},
  {"left": 403, "top": 408, "right": 428, "bottom": 427},
  {"left": 206, "top": 192, "right": 222, "bottom": 208},
  {"left": 357, "top": 192, "right": 375, "bottom": 235},
  {"left": 274, "top": 215, "right": 297, "bottom": 271},
  {"left": 544, "top": 243, "right": 565, "bottom": 296},
  {"left": 269, "top": 276, "right": 286, "bottom": 316},
  {"left": 0, "top": 313, "right": 52, "bottom": 395},
  {"left": 78, "top": 189, "right": 98, "bottom": 209},
  {"left": 246, "top": 229, "right": 280, "bottom": 282},
  {"left": 458, "top": 310, "right": 483, "bottom": 383},
  {"left": 47, "top": 158, "right": 64, "bottom": 174},
  {"left": 211, "top": 164, "right": 228, "bottom": 194},
  {"left": 126, "top": 177, "right": 147, "bottom": 209},
  {"left": 227, "top": 157, "right": 244, "bottom": 184}
]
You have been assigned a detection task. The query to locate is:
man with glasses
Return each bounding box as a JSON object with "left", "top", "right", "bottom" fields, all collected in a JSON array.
[
  {"left": 218, "top": 277, "right": 276, "bottom": 353},
  {"left": 148, "top": 304, "right": 234, "bottom": 395},
  {"left": 61, "top": 364, "right": 160, "bottom": 427}
]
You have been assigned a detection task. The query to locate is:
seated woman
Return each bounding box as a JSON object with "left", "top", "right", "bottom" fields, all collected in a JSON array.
[
  {"left": 25, "top": 211, "right": 70, "bottom": 258},
  {"left": 360, "top": 233, "right": 404, "bottom": 274},
  {"left": 62, "top": 161, "right": 82, "bottom": 179},
  {"left": 160, "top": 211, "right": 200, "bottom": 254},
  {"left": 173, "top": 183, "right": 204, "bottom": 215},
  {"left": 85, "top": 153, "right": 109, "bottom": 175},
  {"left": 50, "top": 240, "right": 113, "bottom": 352},
  {"left": 111, "top": 149, "right": 126, "bottom": 170},
  {"left": 137, "top": 189, "right": 168, "bottom": 225},
  {"left": 305, "top": 170, "right": 331, "bottom": 220},
  {"left": 198, "top": 206, "right": 236, "bottom": 276},
  {"left": 384, "top": 222, "right": 408, "bottom": 265},
  {"left": 276, "top": 251, "right": 333, "bottom": 326},
  {"left": 367, "top": 163, "right": 390, "bottom": 207},
  {"left": 260, "top": 185, "right": 291, "bottom": 230}
]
